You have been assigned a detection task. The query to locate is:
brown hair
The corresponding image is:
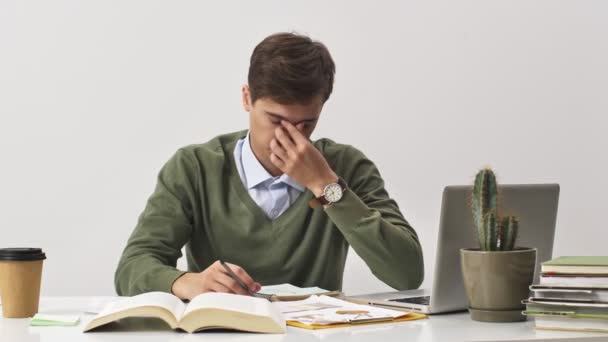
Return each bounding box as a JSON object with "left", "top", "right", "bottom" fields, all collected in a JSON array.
[{"left": 248, "top": 32, "right": 336, "bottom": 105}]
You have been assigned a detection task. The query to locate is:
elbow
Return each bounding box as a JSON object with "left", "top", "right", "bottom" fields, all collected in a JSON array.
[
  {"left": 397, "top": 240, "right": 425, "bottom": 290},
  {"left": 377, "top": 245, "right": 425, "bottom": 291},
  {"left": 409, "top": 241, "right": 425, "bottom": 289},
  {"left": 404, "top": 227, "right": 425, "bottom": 289},
  {"left": 114, "top": 270, "right": 124, "bottom": 296},
  {"left": 400, "top": 250, "right": 424, "bottom": 290},
  {"left": 114, "top": 261, "right": 128, "bottom": 296},
  {"left": 409, "top": 259, "right": 424, "bottom": 290}
]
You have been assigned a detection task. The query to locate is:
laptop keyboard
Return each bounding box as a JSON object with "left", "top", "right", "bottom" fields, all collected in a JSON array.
[{"left": 389, "top": 296, "right": 431, "bottom": 306}]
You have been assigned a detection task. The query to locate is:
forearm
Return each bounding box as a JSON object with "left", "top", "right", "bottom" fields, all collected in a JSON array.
[
  {"left": 325, "top": 188, "right": 424, "bottom": 290},
  {"left": 114, "top": 218, "right": 191, "bottom": 296},
  {"left": 115, "top": 251, "right": 187, "bottom": 296},
  {"left": 115, "top": 149, "right": 196, "bottom": 296}
]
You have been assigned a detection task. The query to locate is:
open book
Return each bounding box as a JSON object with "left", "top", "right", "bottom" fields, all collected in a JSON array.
[{"left": 83, "top": 292, "right": 285, "bottom": 333}]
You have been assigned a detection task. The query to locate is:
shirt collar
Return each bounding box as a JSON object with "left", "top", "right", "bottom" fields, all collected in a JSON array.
[
  {"left": 279, "top": 173, "right": 306, "bottom": 192},
  {"left": 241, "top": 133, "right": 305, "bottom": 192}
]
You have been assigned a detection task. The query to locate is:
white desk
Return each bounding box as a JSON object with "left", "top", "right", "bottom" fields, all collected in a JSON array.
[{"left": 0, "top": 297, "right": 606, "bottom": 342}]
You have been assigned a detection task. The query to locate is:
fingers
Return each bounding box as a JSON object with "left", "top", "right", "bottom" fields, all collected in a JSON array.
[
  {"left": 226, "top": 263, "right": 257, "bottom": 290},
  {"left": 280, "top": 120, "right": 308, "bottom": 145},
  {"left": 213, "top": 261, "right": 259, "bottom": 293},
  {"left": 214, "top": 272, "right": 251, "bottom": 295},
  {"left": 270, "top": 152, "right": 285, "bottom": 169},
  {"left": 274, "top": 126, "right": 297, "bottom": 154},
  {"left": 270, "top": 138, "right": 289, "bottom": 161},
  {"left": 209, "top": 279, "right": 234, "bottom": 293}
]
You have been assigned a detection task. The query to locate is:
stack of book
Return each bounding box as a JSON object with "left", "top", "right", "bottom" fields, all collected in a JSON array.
[{"left": 524, "top": 256, "right": 608, "bottom": 333}]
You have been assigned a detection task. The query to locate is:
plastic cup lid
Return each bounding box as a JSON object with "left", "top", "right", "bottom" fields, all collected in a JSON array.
[{"left": 0, "top": 248, "right": 46, "bottom": 261}]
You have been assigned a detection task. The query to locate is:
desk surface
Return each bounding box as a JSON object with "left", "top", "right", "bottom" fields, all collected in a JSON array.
[{"left": 0, "top": 297, "right": 606, "bottom": 342}]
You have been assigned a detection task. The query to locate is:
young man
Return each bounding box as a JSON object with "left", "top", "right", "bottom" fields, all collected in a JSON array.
[{"left": 115, "top": 33, "right": 424, "bottom": 300}]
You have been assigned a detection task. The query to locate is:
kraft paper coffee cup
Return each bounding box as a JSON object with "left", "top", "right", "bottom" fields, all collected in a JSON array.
[{"left": 0, "top": 248, "right": 46, "bottom": 318}]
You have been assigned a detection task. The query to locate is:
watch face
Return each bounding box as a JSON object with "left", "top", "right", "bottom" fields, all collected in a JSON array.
[{"left": 324, "top": 183, "right": 343, "bottom": 202}]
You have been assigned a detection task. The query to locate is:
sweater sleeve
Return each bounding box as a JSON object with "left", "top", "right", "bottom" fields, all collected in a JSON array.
[
  {"left": 324, "top": 147, "right": 424, "bottom": 290},
  {"left": 114, "top": 149, "right": 196, "bottom": 296}
]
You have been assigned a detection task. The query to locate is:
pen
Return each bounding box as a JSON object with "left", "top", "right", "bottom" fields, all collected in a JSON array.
[{"left": 219, "top": 260, "right": 272, "bottom": 300}]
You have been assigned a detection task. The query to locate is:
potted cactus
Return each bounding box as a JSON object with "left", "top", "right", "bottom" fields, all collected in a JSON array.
[{"left": 460, "top": 168, "right": 536, "bottom": 322}]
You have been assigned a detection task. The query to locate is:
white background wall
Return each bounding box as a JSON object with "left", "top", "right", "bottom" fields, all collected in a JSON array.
[{"left": 1, "top": 1, "right": 607, "bottom": 296}]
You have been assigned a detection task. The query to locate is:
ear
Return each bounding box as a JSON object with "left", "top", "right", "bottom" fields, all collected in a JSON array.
[{"left": 242, "top": 85, "right": 252, "bottom": 112}]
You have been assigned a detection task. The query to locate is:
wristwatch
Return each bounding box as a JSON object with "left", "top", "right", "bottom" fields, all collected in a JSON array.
[{"left": 309, "top": 178, "right": 347, "bottom": 208}]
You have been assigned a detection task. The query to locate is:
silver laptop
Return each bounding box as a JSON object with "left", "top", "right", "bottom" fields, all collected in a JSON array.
[{"left": 350, "top": 184, "right": 560, "bottom": 314}]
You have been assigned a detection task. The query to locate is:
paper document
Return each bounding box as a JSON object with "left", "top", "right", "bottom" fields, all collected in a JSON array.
[
  {"left": 273, "top": 295, "right": 412, "bottom": 326},
  {"left": 259, "top": 284, "right": 331, "bottom": 296}
]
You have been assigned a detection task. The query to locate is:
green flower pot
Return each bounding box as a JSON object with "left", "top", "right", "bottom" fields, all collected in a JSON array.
[{"left": 460, "top": 247, "right": 536, "bottom": 322}]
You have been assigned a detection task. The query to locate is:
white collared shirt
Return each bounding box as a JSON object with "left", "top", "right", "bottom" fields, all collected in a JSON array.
[{"left": 233, "top": 133, "right": 305, "bottom": 219}]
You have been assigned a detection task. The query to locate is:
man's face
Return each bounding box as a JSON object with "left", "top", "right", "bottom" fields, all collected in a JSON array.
[{"left": 242, "top": 85, "right": 324, "bottom": 174}]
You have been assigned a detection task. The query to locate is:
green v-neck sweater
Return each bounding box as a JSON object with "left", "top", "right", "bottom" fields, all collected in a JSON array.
[{"left": 115, "top": 130, "right": 424, "bottom": 296}]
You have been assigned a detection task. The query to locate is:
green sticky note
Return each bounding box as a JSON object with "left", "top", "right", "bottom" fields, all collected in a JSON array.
[
  {"left": 30, "top": 313, "right": 80, "bottom": 326},
  {"left": 543, "top": 256, "right": 608, "bottom": 266}
]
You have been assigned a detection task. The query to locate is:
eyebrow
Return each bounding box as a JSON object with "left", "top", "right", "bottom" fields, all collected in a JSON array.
[{"left": 265, "top": 112, "right": 318, "bottom": 124}]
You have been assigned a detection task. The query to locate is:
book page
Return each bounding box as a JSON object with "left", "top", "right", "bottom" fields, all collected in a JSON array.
[
  {"left": 97, "top": 292, "right": 185, "bottom": 321},
  {"left": 183, "top": 292, "right": 283, "bottom": 324}
]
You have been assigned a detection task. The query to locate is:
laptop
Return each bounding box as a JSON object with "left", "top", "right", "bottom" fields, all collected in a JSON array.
[{"left": 349, "top": 184, "right": 560, "bottom": 314}]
